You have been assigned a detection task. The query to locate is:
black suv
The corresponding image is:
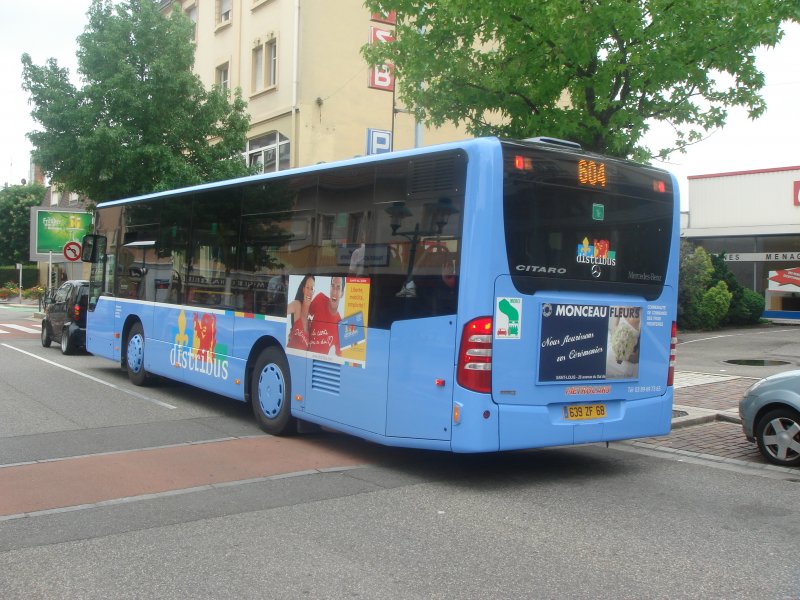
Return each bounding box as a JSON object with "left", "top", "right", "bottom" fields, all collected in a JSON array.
[{"left": 41, "top": 280, "right": 89, "bottom": 355}]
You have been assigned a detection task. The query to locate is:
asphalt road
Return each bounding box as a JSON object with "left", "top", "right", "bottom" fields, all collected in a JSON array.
[
  {"left": 1, "top": 310, "right": 799, "bottom": 599},
  {"left": 676, "top": 323, "right": 800, "bottom": 377}
]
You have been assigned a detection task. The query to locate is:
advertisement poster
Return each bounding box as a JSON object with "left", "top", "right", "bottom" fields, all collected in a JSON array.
[
  {"left": 286, "top": 275, "right": 370, "bottom": 367},
  {"left": 539, "top": 303, "right": 641, "bottom": 382},
  {"left": 35, "top": 210, "right": 93, "bottom": 254},
  {"left": 768, "top": 267, "right": 800, "bottom": 292}
]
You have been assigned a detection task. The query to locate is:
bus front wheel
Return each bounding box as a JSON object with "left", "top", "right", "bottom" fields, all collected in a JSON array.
[
  {"left": 251, "top": 347, "right": 294, "bottom": 435},
  {"left": 126, "top": 322, "right": 149, "bottom": 386}
]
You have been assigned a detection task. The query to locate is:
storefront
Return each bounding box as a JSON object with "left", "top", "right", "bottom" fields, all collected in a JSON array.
[{"left": 682, "top": 166, "right": 800, "bottom": 319}]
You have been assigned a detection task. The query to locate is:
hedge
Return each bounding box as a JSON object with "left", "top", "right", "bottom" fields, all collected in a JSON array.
[{"left": 0, "top": 265, "right": 39, "bottom": 289}]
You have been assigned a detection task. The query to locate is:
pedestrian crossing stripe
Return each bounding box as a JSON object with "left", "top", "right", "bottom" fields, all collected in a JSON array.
[{"left": 0, "top": 324, "right": 40, "bottom": 334}]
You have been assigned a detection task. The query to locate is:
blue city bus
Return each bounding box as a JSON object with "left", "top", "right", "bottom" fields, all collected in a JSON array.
[{"left": 80, "top": 137, "right": 678, "bottom": 452}]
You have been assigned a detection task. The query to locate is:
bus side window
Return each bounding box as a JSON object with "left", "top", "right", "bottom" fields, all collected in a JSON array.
[
  {"left": 371, "top": 155, "right": 465, "bottom": 326},
  {"left": 189, "top": 189, "right": 242, "bottom": 309}
]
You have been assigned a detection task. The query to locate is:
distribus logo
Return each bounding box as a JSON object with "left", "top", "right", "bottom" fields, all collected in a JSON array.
[
  {"left": 794, "top": 181, "right": 800, "bottom": 206},
  {"left": 169, "top": 310, "right": 230, "bottom": 380}
]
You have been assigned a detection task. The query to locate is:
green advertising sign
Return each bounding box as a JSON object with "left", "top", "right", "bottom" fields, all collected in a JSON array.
[{"left": 36, "top": 211, "right": 93, "bottom": 254}]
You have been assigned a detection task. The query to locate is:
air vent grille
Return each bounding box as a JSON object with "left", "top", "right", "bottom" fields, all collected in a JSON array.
[
  {"left": 311, "top": 360, "right": 341, "bottom": 394},
  {"left": 408, "top": 152, "right": 465, "bottom": 199}
]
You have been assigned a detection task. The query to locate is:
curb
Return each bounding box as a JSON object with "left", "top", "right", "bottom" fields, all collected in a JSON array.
[{"left": 671, "top": 404, "right": 741, "bottom": 429}]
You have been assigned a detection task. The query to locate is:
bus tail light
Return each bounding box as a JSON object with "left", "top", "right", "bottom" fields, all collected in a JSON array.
[
  {"left": 667, "top": 321, "right": 677, "bottom": 386},
  {"left": 457, "top": 317, "right": 493, "bottom": 394}
]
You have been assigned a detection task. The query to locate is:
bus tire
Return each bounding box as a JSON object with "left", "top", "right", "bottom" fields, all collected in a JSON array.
[
  {"left": 41, "top": 322, "right": 52, "bottom": 348},
  {"left": 251, "top": 347, "right": 294, "bottom": 435},
  {"left": 126, "top": 322, "right": 149, "bottom": 386}
]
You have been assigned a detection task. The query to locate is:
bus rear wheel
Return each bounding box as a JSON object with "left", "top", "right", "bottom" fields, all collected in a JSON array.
[
  {"left": 126, "top": 322, "right": 149, "bottom": 386},
  {"left": 251, "top": 347, "right": 294, "bottom": 435}
]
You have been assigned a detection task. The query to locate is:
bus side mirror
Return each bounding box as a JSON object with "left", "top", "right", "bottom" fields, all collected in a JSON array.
[{"left": 81, "top": 234, "right": 107, "bottom": 263}]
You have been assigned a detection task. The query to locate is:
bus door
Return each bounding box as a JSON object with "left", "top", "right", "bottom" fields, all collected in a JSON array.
[{"left": 301, "top": 276, "right": 388, "bottom": 435}]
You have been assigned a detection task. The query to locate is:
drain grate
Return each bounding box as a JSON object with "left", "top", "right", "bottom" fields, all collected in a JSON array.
[{"left": 672, "top": 410, "right": 689, "bottom": 418}]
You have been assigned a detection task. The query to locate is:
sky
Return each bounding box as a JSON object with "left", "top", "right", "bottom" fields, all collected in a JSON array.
[{"left": 1, "top": 2, "right": 798, "bottom": 210}]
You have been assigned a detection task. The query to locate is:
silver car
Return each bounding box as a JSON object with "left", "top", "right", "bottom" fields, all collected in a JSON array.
[{"left": 740, "top": 370, "right": 800, "bottom": 467}]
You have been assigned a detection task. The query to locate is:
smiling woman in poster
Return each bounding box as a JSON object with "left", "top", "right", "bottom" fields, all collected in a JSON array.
[{"left": 287, "top": 273, "right": 314, "bottom": 350}]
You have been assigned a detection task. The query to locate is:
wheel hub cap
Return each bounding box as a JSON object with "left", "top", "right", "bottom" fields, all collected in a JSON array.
[
  {"left": 258, "top": 364, "right": 284, "bottom": 419},
  {"left": 128, "top": 335, "right": 144, "bottom": 373}
]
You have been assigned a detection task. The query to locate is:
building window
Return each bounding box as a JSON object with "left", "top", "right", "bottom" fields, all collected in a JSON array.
[
  {"left": 268, "top": 39, "right": 277, "bottom": 87},
  {"left": 247, "top": 132, "right": 290, "bottom": 173},
  {"left": 217, "top": 0, "right": 231, "bottom": 25},
  {"left": 216, "top": 62, "right": 229, "bottom": 92},
  {"left": 185, "top": 4, "right": 197, "bottom": 39},
  {"left": 252, "top": 38, "right": 277, "bottom": 93}
]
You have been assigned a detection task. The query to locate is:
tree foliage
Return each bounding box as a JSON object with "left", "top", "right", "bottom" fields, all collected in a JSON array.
[
  {"left": 696, "top": 281, "right": 733, "bottom": 331},
  {"left": 709, "top": 251, "right": 765, "bottom": 325},
  {"left": 363, "top": 0, "right": 800, "bottom": 160},
  {"left": 678, "top": 241, "right": 766, "bottom": 329},
  {"left": 21, "top": 0, "right": 251, "bottom": 204},
  {"left": 0, "top": 183, "right": 46, "bottom": 265}
]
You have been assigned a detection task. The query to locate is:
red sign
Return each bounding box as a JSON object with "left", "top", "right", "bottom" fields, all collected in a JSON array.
[
  {"left": 769, "top": 267, "right": 800, "bottom": 287},
  {"left": 63, "top": 241, "right": 82, "bottom": 262},
  {"left": 368, "top": 27, "right": 394, "bottom": 91},
  {"left": 794, "top": 181, "right": 800, "bottom": 206},
  {"left": 371, "top": 11, "right": 396, "bottom": 25}
]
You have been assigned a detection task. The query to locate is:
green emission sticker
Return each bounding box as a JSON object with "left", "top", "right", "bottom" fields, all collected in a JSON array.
[
  {"left": 496, "top": 297, "right": 522, "bottom": 339},
  {"left": 592, "top": 203, "right": 605, "bottom": 221}
]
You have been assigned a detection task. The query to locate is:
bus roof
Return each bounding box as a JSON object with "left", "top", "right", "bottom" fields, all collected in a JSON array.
[
  {"left": 94, "top": 136, "right": 502, "bottom": 208},
  {"left": 95, "top": 136, "right": 670, "bottom": 208}
]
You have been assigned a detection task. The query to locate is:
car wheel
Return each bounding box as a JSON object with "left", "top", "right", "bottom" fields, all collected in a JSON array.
[
  {"left": 41, "top": 322, "right": 52, "bottom": 348},
  {"left": 60, "top": 327, "right": 74, "bottom": 355},
  {"left": 251, "top": 347, "right": 294, "bottom": 435},
  {"left": 755, "top": 408, "right": 800, "bottom": 467},
  {"left": 126, "top": 322, "right": 149, "bottom": 386}
]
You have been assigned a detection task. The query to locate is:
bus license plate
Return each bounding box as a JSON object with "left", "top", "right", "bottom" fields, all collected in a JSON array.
[{"left": 563, "top": 403, "right": 606, "bottom": 421}]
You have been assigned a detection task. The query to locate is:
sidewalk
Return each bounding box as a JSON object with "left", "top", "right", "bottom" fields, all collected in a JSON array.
[
  {"left": 672, "top": 371, "right": 752, "bottom": 427},
  {"left": 0, "top": 300, "right": 44, "bottom": 319},
  {"left": 633, "top": 371, "right": 770, "bottom": 467}
]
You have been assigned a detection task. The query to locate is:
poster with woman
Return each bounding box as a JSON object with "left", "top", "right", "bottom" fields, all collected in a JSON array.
[{"left": 285, "top": 274, "right": 370, "bottom": 367}]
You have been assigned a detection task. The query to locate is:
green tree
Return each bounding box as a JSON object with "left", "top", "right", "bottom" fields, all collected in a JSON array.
[
  {"left": 709, "top": 252, "right": 767, "bottom": 325},
  {"left": 0, "top": 183, "right": 46, "bottom": 265},
  {"left": 363, "top": 0, "right": 799, "bottom": 159},
  {"left": 697, "top": 281, "right": 733, "bottom": 330},
  {"left": 731, "top": 288, "right": 766, "bottom": 325},
  {"left": 678, "top": 240, "right": 713, "bottom": 330},
  {"left": 21, "top": 0, "right": 251, "bottom": 204}
]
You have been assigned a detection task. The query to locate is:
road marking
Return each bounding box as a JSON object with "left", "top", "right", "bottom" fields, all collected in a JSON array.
[
  {"left": 0, "top": 343, "right": 176, "bottom": 409},
  {"left": 678, "top": 329, "right": 797, "bottom": 345},
  {"left": 0, "top": 323, "right": 40, "bottom": 334}
]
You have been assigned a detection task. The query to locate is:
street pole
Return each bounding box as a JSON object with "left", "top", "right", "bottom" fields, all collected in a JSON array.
[{"left": 16, "top": 263, "right": 22, "bottom": 303}]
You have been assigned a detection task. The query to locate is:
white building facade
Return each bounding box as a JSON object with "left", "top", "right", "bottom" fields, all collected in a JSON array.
[{"left": 682, "top": 166, "right": 800, "bottom": 318}]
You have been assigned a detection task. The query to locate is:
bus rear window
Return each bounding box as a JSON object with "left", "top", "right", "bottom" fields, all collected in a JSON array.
[{"left": 502, "top": 145, "right": 674, "bottom": 300}]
